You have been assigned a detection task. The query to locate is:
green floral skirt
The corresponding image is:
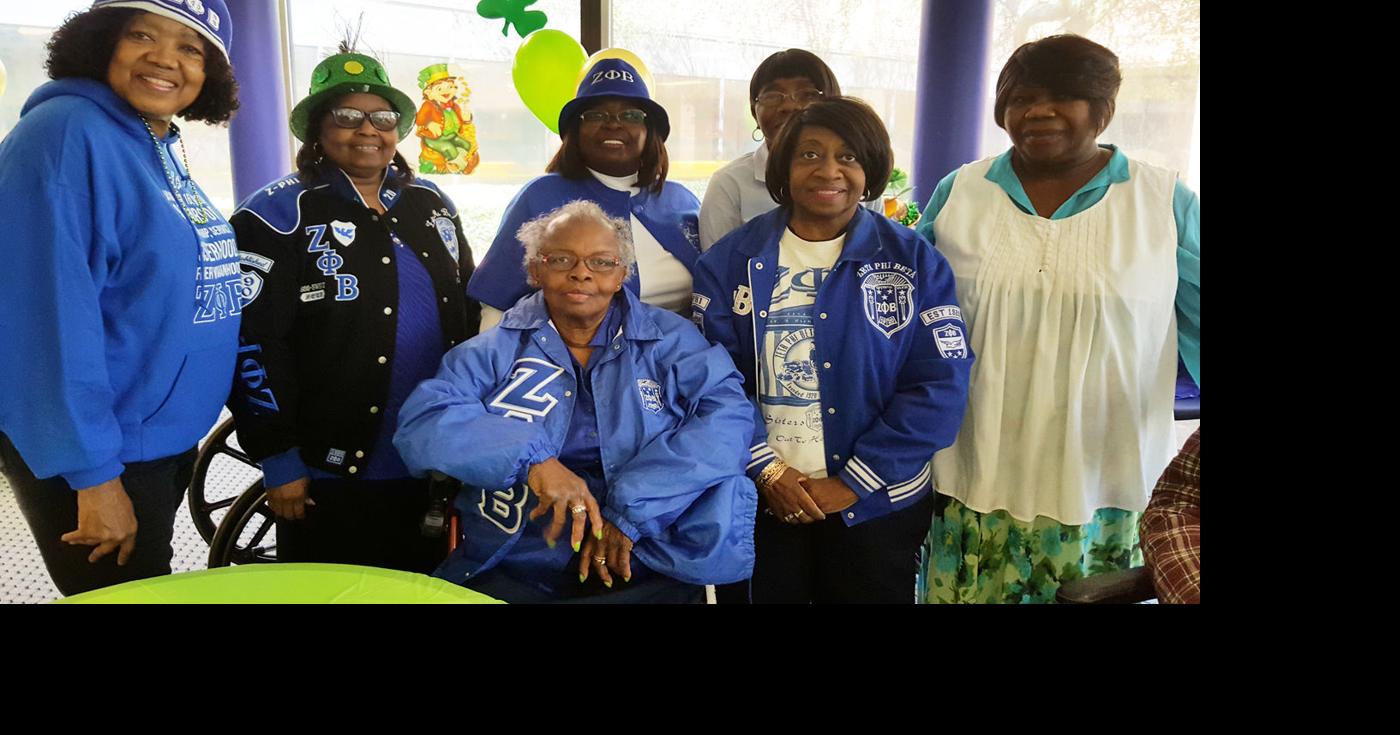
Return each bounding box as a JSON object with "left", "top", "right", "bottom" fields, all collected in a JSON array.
[{"left": 919, "top": 497, "right": 1143, "bottom": 604}]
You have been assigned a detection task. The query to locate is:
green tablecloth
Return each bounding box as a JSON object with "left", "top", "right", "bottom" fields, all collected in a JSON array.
[{"left": 58, "top": 563, "right": 503, "bottom": 604}]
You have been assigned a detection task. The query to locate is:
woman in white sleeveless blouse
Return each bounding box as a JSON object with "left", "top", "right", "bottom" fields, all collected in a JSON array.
[{"left": 915, "top": 35, "right": 1201, "bottom": 603}]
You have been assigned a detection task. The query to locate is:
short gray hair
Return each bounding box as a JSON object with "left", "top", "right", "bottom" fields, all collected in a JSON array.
[{"left": 517, "top": 200, "right": 636, "bottom": 287}]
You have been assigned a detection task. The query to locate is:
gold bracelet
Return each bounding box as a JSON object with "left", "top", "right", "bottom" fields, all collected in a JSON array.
[{"left": 757, "top": 459, "right": 789, "bottom": 492}]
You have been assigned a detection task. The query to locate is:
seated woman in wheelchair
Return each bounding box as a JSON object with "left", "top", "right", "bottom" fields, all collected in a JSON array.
[{"left": 395, "top": 200, "right": 756, "bottom": 603}]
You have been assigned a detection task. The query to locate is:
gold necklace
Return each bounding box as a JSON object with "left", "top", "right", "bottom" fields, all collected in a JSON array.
[{"left": 140, "top": 115, "right": 210, "bottom": 226}]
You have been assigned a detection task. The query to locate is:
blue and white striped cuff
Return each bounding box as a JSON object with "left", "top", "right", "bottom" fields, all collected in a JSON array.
[{"left": 842, "top": 456, "right": 887, "bottom": 493}]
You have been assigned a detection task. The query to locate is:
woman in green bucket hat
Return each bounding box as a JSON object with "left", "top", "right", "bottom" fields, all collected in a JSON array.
[{"left": 226, "top": 46, "right": 480, "bottom": 573}]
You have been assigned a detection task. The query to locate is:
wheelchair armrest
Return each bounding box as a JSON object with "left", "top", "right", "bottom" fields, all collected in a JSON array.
[{"left": 1055, "top": 567, "right": 1156, "bottom": 604}]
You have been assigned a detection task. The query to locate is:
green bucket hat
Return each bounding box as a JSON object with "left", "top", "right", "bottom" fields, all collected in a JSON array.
[{"left": 289, "top": 52, "right": 417, "bottom": 141}]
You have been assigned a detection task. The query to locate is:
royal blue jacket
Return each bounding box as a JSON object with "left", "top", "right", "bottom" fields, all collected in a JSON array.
[
  {"left": 466, "top": 173, "right": 701, "bottom": 310},
  {"left": 0, "top": 79, "right": 241, "bottom": 488},
  {"left": 394, "top": 288, "right": 756, "bottom": 587},
  {"left": 692, "top": 206, "right": 973, "bottom": 526}
]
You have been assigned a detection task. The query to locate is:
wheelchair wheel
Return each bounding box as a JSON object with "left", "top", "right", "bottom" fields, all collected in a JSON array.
[
  {"left": 207, "top": 481, "right": 277, "bottom": 567},
  {"left": 188, "top": 417, "right": 263, "bottom": 543}
]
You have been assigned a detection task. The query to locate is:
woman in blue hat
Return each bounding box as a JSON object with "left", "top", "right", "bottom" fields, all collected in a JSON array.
[
  {"left": 467, "top": 58, "right": 701, "bottom": 331},
  {"left": 0, "top": 0, "right": 241, "bottom": 596},
  {"left": 226, "top": 47, "right": 479, "bottom": 574}
]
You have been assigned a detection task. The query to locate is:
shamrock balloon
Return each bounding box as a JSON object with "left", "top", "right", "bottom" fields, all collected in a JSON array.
[{"left": 477, "top": 0, "right": 548, "bottom": 38}]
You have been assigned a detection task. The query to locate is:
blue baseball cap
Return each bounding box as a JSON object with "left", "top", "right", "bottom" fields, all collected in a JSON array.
[
  {"left": 558, "top": 58, "right": 669, "bottom": 141},
  {"left": 90, "top": 0, "right": 232, "bottom": 61}
]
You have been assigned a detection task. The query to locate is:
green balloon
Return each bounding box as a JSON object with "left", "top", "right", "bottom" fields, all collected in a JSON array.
[{"left": 512, "top": 29, "right": 586, "bottom": 135}]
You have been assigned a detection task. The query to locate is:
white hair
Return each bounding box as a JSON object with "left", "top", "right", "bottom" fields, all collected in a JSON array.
[{"left": 517, "top": 200, "right": 636, "bottom": 287}]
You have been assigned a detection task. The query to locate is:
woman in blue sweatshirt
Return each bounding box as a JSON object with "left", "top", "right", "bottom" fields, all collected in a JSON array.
[{"left": 0, "top": 1, "right": 241, "bottom": 596}]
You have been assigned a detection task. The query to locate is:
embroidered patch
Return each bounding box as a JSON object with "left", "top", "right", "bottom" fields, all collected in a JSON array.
[
  {"left": 489, "top": 358, "right": 565, "bottom": 422},
  {"left": 239, "top": 252, "right": 275, "bottom": 273},
  {"left": 692, "top": 293, "right": 711, "bottom": 312},
  {"left": 300, "top": 289, "right": 325, "bottom": 303},
  {"left": 682, "top": 220, "right": 701, "bottom": 251},
  {"left": 325, "top": 448, "right": 346, "bottom": 465},
  {"left": 330, "top": 220, "right": 356, "bottom": 247},
  {"left": 920, "top": 305, "right": 961, "bottom": 325},
  {"left": 237, "top": 270, "right": 264, "bottom": 307},
  {"left": 479, "top": 485, "right": 529, "bottom": 534},
  {"left": 433, "top": 216, "right": 460, "bottom": 262},
  {"left": 860, "top": 271, "right": 915, "bottom": 338},
  {"left": 933, "top": 323, "right": 967, "bottom": 359},
  {"left": 637, "top": 379, "right": 663, "bottom": 414},
  {"left": 732, "top": 285, "right": 753, "bottom": 316}
]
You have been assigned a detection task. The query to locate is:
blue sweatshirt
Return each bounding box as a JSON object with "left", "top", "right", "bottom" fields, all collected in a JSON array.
[{"left": 0, "top": 79, "right": 242, "bottom": 488}]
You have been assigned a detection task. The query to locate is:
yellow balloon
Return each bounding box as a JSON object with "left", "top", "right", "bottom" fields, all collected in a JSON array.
[
  {"left": 575, "top": 48, "right": 655, "bottom": 94},
  {"left": 0, "top": 57, "right": 8, "bottom": 103}
]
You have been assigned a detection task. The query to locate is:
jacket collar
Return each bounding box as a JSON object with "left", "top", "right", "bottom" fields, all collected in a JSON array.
[
  {"left": 733, "top": 205, "right": 882, "bottom": 263},
  {"left": 321, "top": 162, "right": 405, "bottom": 211},
  {"left": 500, "top": 287, "right": 664, "bottom": 342}
]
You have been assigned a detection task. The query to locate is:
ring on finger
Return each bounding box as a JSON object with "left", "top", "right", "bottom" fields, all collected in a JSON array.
[
  {"left": 795, "top": 509, "right": 806, "bottom": 518},
  {"left": 570, "top": 504, "right": 587, "bottom": 515},
  {"left": 783, "top": 512, "right": 798, "bottom": 523},
  {"left": 593, "top": 556, "right": 608, "bottom": 564}
]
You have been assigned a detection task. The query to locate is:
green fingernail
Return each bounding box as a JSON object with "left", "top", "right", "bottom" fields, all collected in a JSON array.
[
  {"left": 546, "top": 538, "right": 556, "bottom": 549},
  {"left": 624, "top": 575, "right": 631, "bottom": 583},
  {"left": 579, "top": 573, "right": 586, "bottom": 583},
  {"left": 603, "top": 579, "right": 613, "bottom": 589},
  {"left": 572, "top": 540, "right": 581, "bottom": 552},
  {"left": 595, "top": 529, "right": 603, "bottom": 540}
]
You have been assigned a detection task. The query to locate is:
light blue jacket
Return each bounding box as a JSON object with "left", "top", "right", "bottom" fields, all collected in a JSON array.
[{"left": 394, "top": 288, "right": 756, "bottom": 587}]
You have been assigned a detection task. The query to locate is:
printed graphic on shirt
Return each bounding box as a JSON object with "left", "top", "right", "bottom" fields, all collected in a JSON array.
[
  {"left": 637, "top": 379, "right": 663, "bottom": 413},
  {"left": 857, "top": 263, "right": 917, "bottom": 338},
  {"left": 933, "top": 323, "right": 967, "bottom": 359},
  {"left": 326, "top": 448, "right": 346, "bottom": 466},
  {"left": 433, "top": 216, "right": 460, "bottom": 262},
  {"left": 193, "top": 222, "right": 244, "bottom": 324},
  {"left": 761, "top": 258, "right": 835, "bottom": 475},
  {"left": 480, "top": 484, "right": 529, "bottom": 534},
  {"left": 489, "top": 358, "right": 565, "bottom": 422}
]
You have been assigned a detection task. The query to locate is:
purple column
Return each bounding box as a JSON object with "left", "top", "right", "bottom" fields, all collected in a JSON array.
[
  {"left": 912, "top": 0, "right": 993, "bottom": 204},
  {"left": 227, "top": 0, "right": 290, "bottom": 202}
]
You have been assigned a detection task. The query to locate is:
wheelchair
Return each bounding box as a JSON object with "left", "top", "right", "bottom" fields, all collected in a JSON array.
[
  {"left": 188, "top": 417, "right": 460, "bottom": 569},
  {"left": 187, "top": 417, "right": 276, "bottom": 567}
]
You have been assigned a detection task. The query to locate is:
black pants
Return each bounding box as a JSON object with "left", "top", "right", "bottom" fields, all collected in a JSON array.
[
  {"left": 749, "top": 492, "right": 936, "bottom": 604},
  {"left": 1, "top": 432, "right": 195, "bottom": 597},
  {"left": 464, "top": 563, "right": 705, "bottom": 604},
  {"left": 274, "top": 476, "right": 447, "bottom": 575}
]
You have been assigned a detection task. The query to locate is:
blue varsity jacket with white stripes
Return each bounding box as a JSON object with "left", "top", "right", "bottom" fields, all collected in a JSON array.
[{"left": 691, "top": 205, "right": 973, "bottom": 526}]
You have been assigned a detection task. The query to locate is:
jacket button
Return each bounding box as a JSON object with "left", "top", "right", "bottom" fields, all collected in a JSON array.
[
  {"left": 377, "top": 356, "right": 388, "bottom": 364},
  {"left": 442, "top": 297, "right": 449, "bottom": 303},
  {"left": 613, "top": 344, "right": 620, "bottom": 350},
  {"left": 391, "top": 217, "right": 398, "bottom": 223},
  {"left": 564, "top": 390, "right": 572, "bottom": 397},
  {"left": 755, "top": 262, "right": 763, "bottom": 270},
  {"left": 383, "top": 307, "right": 393, "bottom": 315},
  {"left": 819, "top": 312, "right": 828, "bottom": 319},
  {"left": 832, "top": 454, "right": 841, "bottom": 460},
  {"left": 382, "top": 257, "right": 391, "bottom": 265},
  {"left": 846, "top": 512, "right": 855, "bottom": 520},
  {"left": 421, "top": 252, "right": 430, "bottom": 258},
  {"left": 355, "top": 450, "right": 365, "bottom": 459},
  {"left": 823, "top": 361, "right": 832, "bottom": 369},
  {"left": 827, "top": 407, "right": 836, "bottom": 414},
  {"left": 758, "top": 310, "right": 767, "bottom": 317},
  {"left": 371, "top": 215, "right": 379, "bottom": 221},
  {"left": 369, "top": 406, "right": 380, "bottom": 414},
  {"left": 348, "top": 466, "right": 358, "bottom": 474}
]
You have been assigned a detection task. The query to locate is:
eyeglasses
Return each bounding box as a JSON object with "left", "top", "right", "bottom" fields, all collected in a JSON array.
[
  {"left": 329, "top": 107, "right": 402, "bottom": 132},
  {"left": 580, "top": 109, "right": 648, "bottom": 127},
  {"left": 538, "top": 252, "right": 623, "bottom": 273},
  {"left": 754, "top": 88, "right": 824, "bottom": 106}
]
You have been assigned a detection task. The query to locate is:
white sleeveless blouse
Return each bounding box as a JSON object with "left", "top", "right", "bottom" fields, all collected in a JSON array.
[{"left": 931, "top": 155, "right": 1179, "bottom": 524}]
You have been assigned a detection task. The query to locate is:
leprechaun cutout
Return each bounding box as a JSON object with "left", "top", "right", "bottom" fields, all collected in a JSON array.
[{"left": 415, "top": 64, "right": 479, "bottom": 174}]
